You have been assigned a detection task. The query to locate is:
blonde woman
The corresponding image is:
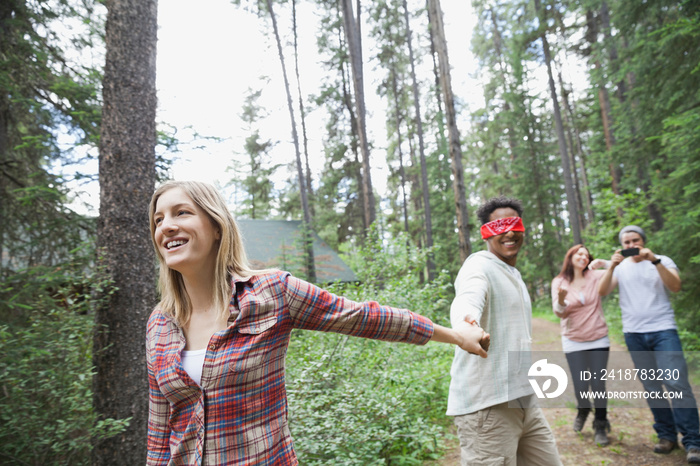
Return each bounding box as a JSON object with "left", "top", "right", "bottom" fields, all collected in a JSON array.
[{"left": 145, "top": 180, "right": 489, "bottom": 465}]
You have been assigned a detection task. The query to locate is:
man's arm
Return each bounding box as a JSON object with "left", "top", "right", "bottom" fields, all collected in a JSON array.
[
  {"left": 450, "top": 267, "right": 489, "bottom": 329},
  {"left": 640, "top": 248, "right": 682, "bottom": 292},
  {"left": 598, "top": 250, "right": 622, "bottom": 296}
]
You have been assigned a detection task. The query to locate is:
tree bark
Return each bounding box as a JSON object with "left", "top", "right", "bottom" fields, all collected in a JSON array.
[
  {"left": 93, "top": 0, "right": 157, "bottom": 463},
  {"left": 338, "top": 44, "right": 367, "bottom": 233},
  {"left": 427, "top": 0, "right": 471, "bottom": 262}
]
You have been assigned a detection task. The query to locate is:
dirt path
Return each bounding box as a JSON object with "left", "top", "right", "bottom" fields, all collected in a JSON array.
[{"left": 431, "top": 318, "right": 691, "bottom": 465}]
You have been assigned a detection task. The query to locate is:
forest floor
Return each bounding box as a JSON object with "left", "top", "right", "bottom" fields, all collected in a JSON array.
[{"left": 427, "top": 318, "right": 693, "bottom": 466}]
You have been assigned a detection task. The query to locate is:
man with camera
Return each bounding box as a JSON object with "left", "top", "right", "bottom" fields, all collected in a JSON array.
[{"left": 598, "top": 225, "right": 700, "bottom": 464}]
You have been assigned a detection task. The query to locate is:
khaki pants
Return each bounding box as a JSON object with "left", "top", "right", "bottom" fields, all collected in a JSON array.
[{"left": 453, "top": 395, "right": 562, "bottom": 466}]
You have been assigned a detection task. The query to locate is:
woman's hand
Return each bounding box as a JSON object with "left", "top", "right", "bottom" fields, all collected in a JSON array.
[
  {"left": 588, "top": 258, "right": 608, "bottom": 270},
  {"left": 557, "top": 286, "right": 568, "bottom": 306}
]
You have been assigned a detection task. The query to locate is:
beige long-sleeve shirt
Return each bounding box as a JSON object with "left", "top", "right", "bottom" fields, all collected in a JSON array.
[{"left": 447, "top": 251, "right": 533, "bottom": 415}]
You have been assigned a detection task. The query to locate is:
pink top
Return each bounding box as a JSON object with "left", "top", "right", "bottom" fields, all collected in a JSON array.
[{"left": 551, "top": 270, "right": 608, "bottom": 342}]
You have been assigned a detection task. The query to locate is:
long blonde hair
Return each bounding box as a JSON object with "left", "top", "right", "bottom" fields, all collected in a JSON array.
[{"left": 148, "top": 180, "right": 259, "bottom": 326}]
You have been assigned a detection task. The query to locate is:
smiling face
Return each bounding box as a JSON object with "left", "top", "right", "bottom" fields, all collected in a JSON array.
[
  {"left": 571, "top": 247, "right": 591, "bottom": 271},
  {"left": 485, "top": 207, "right": 524, "bottom": 266},
  {"left": 153, "top": 187, "right": 221, "bottom": 277}
]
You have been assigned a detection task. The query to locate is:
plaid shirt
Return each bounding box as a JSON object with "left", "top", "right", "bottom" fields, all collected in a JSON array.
[{"left": 146, "top": 271, "right": 434, "bottom": 465}]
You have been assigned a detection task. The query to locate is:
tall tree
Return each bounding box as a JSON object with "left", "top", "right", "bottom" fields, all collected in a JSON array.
[
  {"left": 535, "top": 0, "right": 582, "bottom": 244},
  {"left": 0, "top": 0, "right": 102, "bottom": 275},
  {"left": 264, "top": 0, "right": 316, "bottom": 281},
  {"left": 93, "top": 0, "right": 157, "bottom": 463},
  {"left": 558, "top": 72, "right": 594, "bottom": 225},
  {"left": 291, "top": 0, "right": 314, "bottom": 209},
  {"left": 427, "top": 0, "right": 471, "bottom": 261},
  {"left": 341, "top": 0, "right": 377, "bottom": 228},
  {"left": 307, "top": 0, "right": 366, "bottom": 249},
  {"left": 402, "top": 0, "right": 435, "bottom": 279},
  {"left": 586, "top": 3, "right": 623, "bottom": 213}
]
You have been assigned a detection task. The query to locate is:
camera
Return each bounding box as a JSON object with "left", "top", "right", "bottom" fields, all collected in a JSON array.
[{"left": 621, "top": 247, "right": 640, "bottom": 257}]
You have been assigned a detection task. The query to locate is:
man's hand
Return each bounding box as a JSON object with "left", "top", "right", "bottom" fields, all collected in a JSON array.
[
  {"left": 610, "top": 249, "right": 624, "bottom": 268},
  {"left": 639, "top": 247, "right": 657, "bottom": 262}
]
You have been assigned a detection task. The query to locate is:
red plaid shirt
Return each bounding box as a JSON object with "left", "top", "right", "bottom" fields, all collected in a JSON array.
[{"left": 146, "top": 271, "right": 434, "bottom": 465}]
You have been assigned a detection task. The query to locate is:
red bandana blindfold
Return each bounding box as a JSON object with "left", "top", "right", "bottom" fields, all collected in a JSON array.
[{"left": 480, "top": 217, "right": 525, "bottom": 240}]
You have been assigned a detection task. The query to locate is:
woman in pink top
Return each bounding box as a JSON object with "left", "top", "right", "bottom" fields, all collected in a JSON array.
[{"left": 552, "top": 244, "right": 611, "bottom": 446}]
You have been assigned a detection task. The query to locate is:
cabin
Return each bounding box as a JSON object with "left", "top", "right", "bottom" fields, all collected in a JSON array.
[{"left": 236, "top": 219, "right": 357, "bottom": 283}]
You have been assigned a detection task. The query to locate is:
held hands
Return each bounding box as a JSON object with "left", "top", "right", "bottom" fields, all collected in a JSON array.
[{"left": 456, "top": 317, "right": 490, "bottom": 358}]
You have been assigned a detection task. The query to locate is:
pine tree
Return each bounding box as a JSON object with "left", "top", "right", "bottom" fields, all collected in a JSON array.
[
  {"left": 93, "top": 0, "right": 157, "bottom": 462},
  {"left": 0, "top": 0, "right": 102, "bottom": 274}
]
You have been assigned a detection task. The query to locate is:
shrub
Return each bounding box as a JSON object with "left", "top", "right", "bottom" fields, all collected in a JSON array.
[
  {"left": 286, "top": 231, "right": 456, "bottom": 464},
  {"left": 0, "top": 258, "right": 128, "bottom": 465}
]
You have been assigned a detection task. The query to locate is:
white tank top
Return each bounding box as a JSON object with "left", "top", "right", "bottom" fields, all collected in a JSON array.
[{"left": 181, "top": 348, "right": 206, "bottom": 386}]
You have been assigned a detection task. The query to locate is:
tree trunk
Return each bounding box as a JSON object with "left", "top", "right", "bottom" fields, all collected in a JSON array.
[
  {"left": 93, "top": 0, "right": 157, "bottom": 463},
  {"left": 0, "top": 97, "right": 7, "bottom": 275},
  {"left": 389, "top": 69, "right": 411, "bottom": 238},
  {"left": 558, "top": 73, "right": 587, "bottom": 229},
  {"left": 426, "top": 0, "right": 447, "bottom": 156},
  {"left": 266, "top": 0, "right": 316, "bottom": 282},
  {"left": 341, "top": 0, "right": 376, "bottom": 228},
  {"left": 292, "top": 0, "right": 314, "bottom": 215},
  {"left": 339, "top": 48, "right": 367, "bottom": 233},
  {"left": 600, "top": 1, "right": 627, "bottom": 104},
  {"left": 535, "top": 0, "right": 582, "bottom": 245},
  {"left": 402, "top": 0, "right": 434, "bottom": 280},
  {"left": 589, "top": 6, "right": 623, "bottom": 218},
  {"left": 427, "top": 0, "right": 471, "bottom": 262}
]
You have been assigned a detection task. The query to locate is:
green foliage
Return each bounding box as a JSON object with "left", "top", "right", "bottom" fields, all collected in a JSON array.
[
  {"left": 286, "top": 233, "right": 455, "bottom": 464},
  {"left": 0, "top": 0, "right": 104, "bottom": 276},
  {"left": 0, "top": 256, "right": 128, "bottom": 465},
  {"left": 531, "top": 297, "right": 561, "bottom": 324},
  {"left": 654, "top": 104, "right": 700, "bottom": 328},
  {"left": 277, "top": 221, "right": 318, "bottom": 282},
  {"left": 228, "top": 87, "right": 281, "bottom": 219}
]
